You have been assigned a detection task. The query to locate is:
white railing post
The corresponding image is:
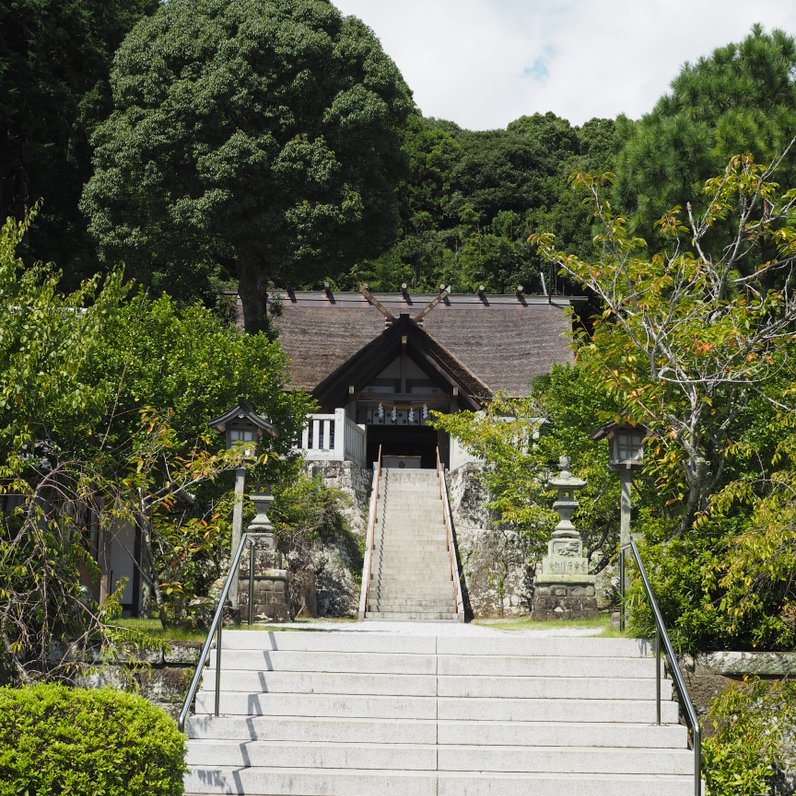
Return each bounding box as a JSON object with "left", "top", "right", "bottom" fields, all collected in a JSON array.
[
  {"left": 299, "top": 411, "right": 367, "bottom": 464},
  {"left": 333, "top": 408, "right": 346, "bottom": 459},
  {"left": 301, "top": 424, "right": 310, "bottom": 451}
]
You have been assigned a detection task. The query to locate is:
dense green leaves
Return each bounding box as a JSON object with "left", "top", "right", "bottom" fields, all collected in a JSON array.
[
  {"left": 614, "top": 26, "right": 796, "bottom": 239},
  {"left": 703, "top": 678, "right": 796, "bottom": 795},
  {"left": 0, "top": 0, "right": 158, "bottom": 288},
  {"left": 346, "top": 112, "right": 624, "bottom": 295},
  {"left": 82, "top": 0, "right": 413, "bottom": 331},
  {"left": 0, "top": 213, "right": 311, "bottom": 678},
  {"left": 0, "top": 683, "right": 185, "bottom": 796}
]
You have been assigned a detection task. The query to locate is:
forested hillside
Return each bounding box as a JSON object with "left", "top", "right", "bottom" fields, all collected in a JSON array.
[{"left": 4, "top": 5, "right": 793, "bottom": 306}]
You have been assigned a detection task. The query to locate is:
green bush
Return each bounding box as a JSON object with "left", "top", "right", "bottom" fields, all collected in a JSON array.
[
  {"left": 0, "top": 683, "right": 185, "bottom": 796},
  {"left": 625, "top": 512, "right": 795, "bottom": 653},
  {"left": 703, "top": 677, "right": 796, "bottom": 796}
]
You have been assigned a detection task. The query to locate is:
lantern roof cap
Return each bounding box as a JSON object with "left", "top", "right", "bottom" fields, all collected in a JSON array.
[
  {"left": 547, "top": 456, "right": 586, "bottom": 490},
  {"left": 208, "top": 397, "right": 276, "bottom": 437},
  {"left": 590, "top": 418, "right": 647, "bottom": 442}
]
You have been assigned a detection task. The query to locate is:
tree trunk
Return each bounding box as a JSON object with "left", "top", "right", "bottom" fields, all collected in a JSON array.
[{"left": 237, "top": 252, "right": 270, "bottom": 334}]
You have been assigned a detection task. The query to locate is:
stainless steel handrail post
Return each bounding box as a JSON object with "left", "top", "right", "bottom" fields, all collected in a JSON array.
[
  {"left": 248, "top": 538, "right": 255, "bottom": 626},
  {"left": 655, "top": 625, "right": 661, "bottom": 725},
  {"left": 177, "top": 532, "right": 249, "bottom": 732},
  {"left": 619, "top": 546, "right": 626, "bottom": 633},
  {"left": 214, "top": 621, "right": 222, "bottom": 716},
  {"left": 621, "top": 540, "right": 702, "bottom": 796}
]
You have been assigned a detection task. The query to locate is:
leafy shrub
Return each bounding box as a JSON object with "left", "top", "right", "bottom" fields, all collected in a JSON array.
[
  {"left": 0, "top": 683, "right": 185, "bottom": 796},
  {"left": 703, "top": 677, "right": 796, "bottom": 796},
  {"left": 626, "top": 511, "right": 795, "bottom": 653}
]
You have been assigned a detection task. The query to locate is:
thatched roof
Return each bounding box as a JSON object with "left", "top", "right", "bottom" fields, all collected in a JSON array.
[{"left": 269, "top": 288, "right": 580, "bottom": 406}]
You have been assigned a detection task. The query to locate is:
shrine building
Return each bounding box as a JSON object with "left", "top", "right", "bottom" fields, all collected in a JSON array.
[{"left": 271, "top": 285, "right": 584, "bottom": 469}]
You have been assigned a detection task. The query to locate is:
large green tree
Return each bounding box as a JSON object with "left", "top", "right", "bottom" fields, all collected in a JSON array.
[
  {"left": 81, "top": 0, "right": 413, "bottom": 331},
  {"left": 532, "top": 152, "right": 796, "bottom": 650},
  {"left": 0, "top": 0, "right": 158, "bottom": 288},
  {"left": 614, "top": 25, "right": 796, "bottom": 237}
]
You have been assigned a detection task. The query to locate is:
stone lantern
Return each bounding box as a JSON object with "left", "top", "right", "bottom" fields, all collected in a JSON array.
[
  {"left": 530, "top": 457, "right": 598, "bottom": 620},
  {"left": 237, "top": 489, "right": 292, "bottom": 623}
]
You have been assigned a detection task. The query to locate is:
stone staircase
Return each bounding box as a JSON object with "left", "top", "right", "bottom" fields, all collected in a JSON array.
[
  {"left": 183, "top": 627, "right": 699, "bottom": 795},
  {"left": 365, "top": 467, "right": 459, "bottom": 621}
]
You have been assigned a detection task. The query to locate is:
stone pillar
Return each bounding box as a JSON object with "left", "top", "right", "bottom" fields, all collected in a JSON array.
[
  {"left": 530, "top": 457, "right": 598, "bottom": 621},
  {"left": 237, "top": 491, "right": 293, "bottom": 623}
]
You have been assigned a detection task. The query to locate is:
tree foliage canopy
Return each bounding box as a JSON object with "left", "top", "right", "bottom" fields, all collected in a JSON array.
[
  {"left": 614, "top": 25, "right": 796, "bottom": 237},
  {"left": 81, "top": 0, "right": 413, "bottom": 331},
  {"left": 0, "top": 0, "right": 158, "bottom": 287},
  {"left": 532, "top": 149, "right": 796, "bottom": 650},
  {"left": 0, "top": 212, "right": 311, "bottom": 680}
]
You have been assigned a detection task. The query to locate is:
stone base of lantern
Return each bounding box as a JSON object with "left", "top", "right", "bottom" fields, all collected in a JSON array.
[
  {"left": 237, "top": 533, "right": 293, "bottom": 623},
  {"left": 530, "top": 575, "right": 599, "bottom": 621},
  {"left": 237, "top": 569, "right": 291, "bottom": 622}
]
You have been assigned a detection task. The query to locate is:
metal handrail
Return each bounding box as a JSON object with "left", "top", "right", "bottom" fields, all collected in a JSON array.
[
  {"left": 620, "top": 539, "right": 702, "bottom": 796},
  {"left": 436, "top": 448, "right": 465, "bottom": 621},
  {"left": 177, "top": 532, "right": 250, "bottom": 732},
  {"left": 358, "top": 445, "right": 382, "bottom": 619}
]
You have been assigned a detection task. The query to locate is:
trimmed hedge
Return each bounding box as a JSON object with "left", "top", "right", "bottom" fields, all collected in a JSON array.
[{"left": 0, "top": 683, "right": 185, "bottom": 796}]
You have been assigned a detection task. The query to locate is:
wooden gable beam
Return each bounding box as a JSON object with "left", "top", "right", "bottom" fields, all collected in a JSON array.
[
  {"left": 359, "top": 284, "right": 396, "bottom": 324},
  {"left": 414, "top": 284, "right": 451, "bottom": 324}
]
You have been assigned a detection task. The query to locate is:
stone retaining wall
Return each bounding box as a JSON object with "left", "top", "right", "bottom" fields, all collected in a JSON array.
[
  {"left": 75, "top": 642, "right": 202, "bottom": 720},
  {"left": 679, "top": 650, "right": 796, "bottom": 717},
  {"left": 679, "top": 651, "right": 796, "bottom": 796},
  {"left": 288, "top": 460, "right": 371, "bottom": 617},
  {"left": 306, "top": 460, "right": 372, "bottom": 537},
  {"left": 447, "top": 463, "right": 533, "bottom": 617}
]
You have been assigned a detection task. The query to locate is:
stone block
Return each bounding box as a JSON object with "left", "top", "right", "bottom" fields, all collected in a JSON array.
[
  {"left": 695, "top": 650, "right": 796, "bottom": 677},
  {"left": 530, "top": 582, "right": 599, "bottom": 621},
  {"left": 237, "top": 568, "right": 293, "bottom": 623},
  {"left": 164, "top": 643, "right": 202, "bottom": 665}
]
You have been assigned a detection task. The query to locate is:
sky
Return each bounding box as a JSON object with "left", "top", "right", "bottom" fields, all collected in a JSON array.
[{"left": 332, "top": 0, "right": 796, "bottom": 130}]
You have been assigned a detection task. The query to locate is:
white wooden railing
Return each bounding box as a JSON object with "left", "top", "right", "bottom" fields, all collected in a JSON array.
[{"left": 301, "top": 408, "right": 366, "bottom": 466}]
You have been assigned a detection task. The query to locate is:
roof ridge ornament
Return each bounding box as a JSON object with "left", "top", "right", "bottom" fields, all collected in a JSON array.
[
  {"left": 359, "top": 284, "right": 396, "bottom": 326},
  {"left": 414, "top": 284, "right": 451, "bottom": 324}
]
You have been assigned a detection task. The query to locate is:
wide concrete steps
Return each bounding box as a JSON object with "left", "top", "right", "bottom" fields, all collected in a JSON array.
[
  {"left": 187, "top": 715, "right": 686, "bottom": 747},
  {"left": 185, "top": 630, "right": 698, "bottom": 795},
  {"left": 204, "top": 670, "right": 665, "bottom": 700},
  {"left": 210, "top": 649, "right": 663, "bottom": 677},
  {"left": 185, "top": 739, "right": 692, "bottom": 773}
]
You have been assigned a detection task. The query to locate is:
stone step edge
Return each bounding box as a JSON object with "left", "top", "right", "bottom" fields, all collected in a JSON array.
[
  {"left": 185, "top": 739, "right": 692, "bottom": 754},
  {"left": 187, "top": 716, "right": 684, "bottom": 730},
  {"left": 183, "top": 766, "right": 697, "bottom": 781}
]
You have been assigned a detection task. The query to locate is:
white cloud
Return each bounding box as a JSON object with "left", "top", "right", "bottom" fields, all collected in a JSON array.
[{"left": 333, "top": 0, "right": 796, "bottom": 128}]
